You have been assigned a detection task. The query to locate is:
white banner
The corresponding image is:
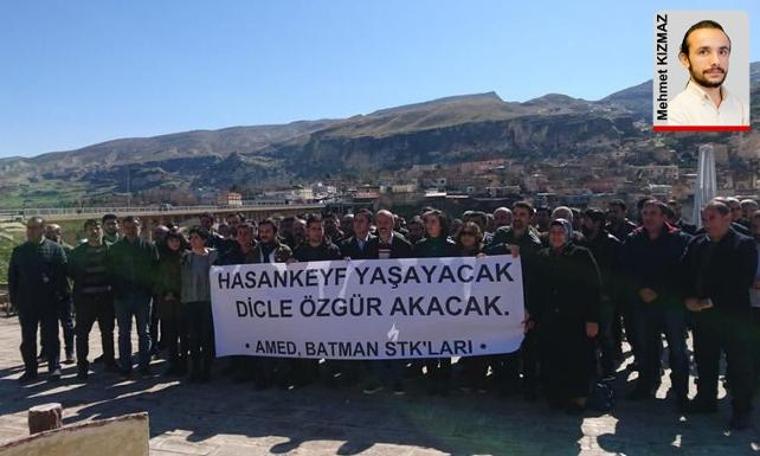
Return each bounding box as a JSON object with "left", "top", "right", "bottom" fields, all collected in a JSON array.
[{"left": 210, "top": 255, "right": 525, "bottom": 360}]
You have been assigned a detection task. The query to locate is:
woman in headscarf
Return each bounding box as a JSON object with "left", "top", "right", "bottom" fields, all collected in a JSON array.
[{"left": 530, "top": 218, "right": 601, "bottom": 413}]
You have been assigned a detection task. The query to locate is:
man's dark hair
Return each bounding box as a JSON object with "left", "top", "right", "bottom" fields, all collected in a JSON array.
[
  {"left": 583, "top": 208, "right": 606, "bottom": 224},
  {"left": 642, "top": 199, "right": 669, "bottom": 216},
  {"left": 102, "top": 213, "right": 118, "bottom": 223},
  {"left": 26, "top": 216, "right": 45, "bottom": 226},
  {"left": 123, "top": 215, "right": 140, "bottom": 225},
  {"left": 83, "top": 219, "right": 101, "bottom": 230},
  {"left": 408, "top": 215, "right": 424, "bottom": 226},
  {"left": 306, "top": 214, "right": 323, "bottom": 227},
  {"left": 680, "top": 20, "right": 729, "bottom": 55},
  {"left": 188, "top": 225, "right": 211, "bottom": 241},
  {"left": 235, "top": 222, "right": 255, "bottom": 236},
  {"left": 259, "top": 218, "right": 278, "bottom": 234},
  {"left": 513, "top": 201, "right": 535, "bottom": 215},
  {"left": 422, "top": 209, "right": 450, "bottom": 236},
  {"left": 703, "top": 201, "right": 731, "bottom": 216},
  {"left": 354, "top": 208, "right": 373, "bottom": 225},
  {"left": 200, "top": 212, "right": 215, "bottom": 222},
  {"left": 609, "top": 199, "right": 627, "bottom": 211}
]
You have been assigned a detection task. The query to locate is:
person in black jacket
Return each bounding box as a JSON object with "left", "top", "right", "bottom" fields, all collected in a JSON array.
[
  {"left": 43, "top": 223, "right": 75, "bottom": 365},
  {"left": 68, "top": 219, "right": 117, "bottom": 380},
  {"left": 8, "top": 217, "right": 68, "bottom": 382},
  {"left": 606, "top": 200, "right": 637, "bottom": 242},
  {"left": 250, "top": 219, "right": 293, "bottom": 389},
  {"left": 581, "top": 208, "right": 623, "bottom": 377},
  {"left": 532, "top": 219, "right": 601, "bottom": 413},
  {"left": 415, "top": 209, "right": 458, "bottom": 395},
  {"left": 292, "top": 214, "right": 341, "bottom": 386},
  {"left": 339, "top": 209, "right": 377, "bottom": 260},
  {"left": 619, "top": 200, "right": 691, "bottom": 410},
  {"left": 293, "top": 214, "right": 342, "bottom": 262},
  {"left": 361, "top": 209, "right": 414, "bottom": 395},
  {"left": 106, "top": 216, "right": 159, "bottom": 376},
  {"left": 370, "top": 209, "right": 414, "bottom": 260},
  {"left": 682, "top": 201, "right": 759, "bottom": 430},
  {"left": 486, "top": 201, "right": 543, "bottom": 398},
  {"left": 155, "top": 230, "right": 186, "bottom": 376},
  {"left": 215, "top": 222, "right": 258, "bottom": 382}
]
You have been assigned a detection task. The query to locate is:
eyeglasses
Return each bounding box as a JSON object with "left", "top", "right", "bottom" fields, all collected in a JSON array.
[{"left": 460, "top": 232, "right": 477, "bottom": 236}]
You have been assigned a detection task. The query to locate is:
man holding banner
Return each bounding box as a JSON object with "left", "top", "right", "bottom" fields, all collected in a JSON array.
[
  {"left": 361, "top": 209, "right": 414, "bottom": 395},
  {"left": 292, "top": 214, "right": 342, "bottom": 386}
]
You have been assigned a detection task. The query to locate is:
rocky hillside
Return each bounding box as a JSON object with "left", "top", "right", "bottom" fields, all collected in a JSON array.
[{"left": 1, "top": 63, "right": 759, "bottom": 206}]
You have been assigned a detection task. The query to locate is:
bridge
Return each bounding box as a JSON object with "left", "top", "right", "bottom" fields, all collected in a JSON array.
[{"left": 0, "top": 202, "right": 327, "bottom": 224}]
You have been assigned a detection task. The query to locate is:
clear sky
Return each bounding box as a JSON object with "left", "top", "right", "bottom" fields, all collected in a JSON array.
[{"left": 0, "top": 0, "right": 757, "bottom": 158}]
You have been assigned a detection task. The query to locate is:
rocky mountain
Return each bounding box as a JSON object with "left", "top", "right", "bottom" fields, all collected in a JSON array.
[{"left": 2, "top": 63, "right": 759, "bottom": 206}]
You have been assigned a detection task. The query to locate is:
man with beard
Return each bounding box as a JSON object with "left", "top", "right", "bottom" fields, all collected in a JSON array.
[
  {"left": 250, "top": 219, "right": 293, "bottom": 389},
  {"left": 740, "top": 200, "right": 759, "bottom": 230},
  {"left": 606, "top": 200, "right": 637, "bottom": 242},
  {"left": 488, "top": 201, "right": 543, "bottom": 398},
  {"left": 199, "top": 212, "right": 224, "bottom": 250},
  {"left": 668, "top": 20, "right": 748, "bottom": 126},
  {"left": 102, "top": 214, "right": 120, "bottom": 247},
  {"left": 340, "top": 213, "right": 355, "bottom": 241},
  {"left": 291, "top": 217, "right": 307, "bottom": 250}
]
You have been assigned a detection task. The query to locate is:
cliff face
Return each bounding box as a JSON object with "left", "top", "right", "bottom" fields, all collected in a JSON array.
[{"left": 287, "top": 113, "right": 638, "bottom": 178}]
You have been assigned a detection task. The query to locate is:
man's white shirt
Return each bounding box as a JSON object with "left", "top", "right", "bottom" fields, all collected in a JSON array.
[{"left": 668, "top": 80, "right": 748, "bottom": 126}]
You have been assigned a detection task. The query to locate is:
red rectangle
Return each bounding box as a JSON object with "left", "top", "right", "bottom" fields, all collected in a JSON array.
[{"left": 653, "top": 125, "right": 751, "bottom": 132}]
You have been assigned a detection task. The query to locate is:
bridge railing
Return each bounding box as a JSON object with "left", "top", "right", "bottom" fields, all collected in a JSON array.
[{"left": 0, "top": 201, "right": 325, "bottom": 221}]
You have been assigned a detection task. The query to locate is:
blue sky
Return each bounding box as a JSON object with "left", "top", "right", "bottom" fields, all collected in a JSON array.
[{"left": 0, "top": 0, "right": 757, "bottom": 158}]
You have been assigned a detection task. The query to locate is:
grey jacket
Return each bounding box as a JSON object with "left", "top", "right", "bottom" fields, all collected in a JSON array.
[{"left": 180, "top": 249, "right": 218, "bottom": 304}]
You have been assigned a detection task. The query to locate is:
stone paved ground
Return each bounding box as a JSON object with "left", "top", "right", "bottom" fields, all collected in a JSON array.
[{"left": 0, "top": 316, "right": 758, "bottom": 455}]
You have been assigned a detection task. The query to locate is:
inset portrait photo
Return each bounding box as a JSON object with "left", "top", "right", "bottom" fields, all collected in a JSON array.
[{"left": 653, "top": 11, "right": 749, "bottom": 132}]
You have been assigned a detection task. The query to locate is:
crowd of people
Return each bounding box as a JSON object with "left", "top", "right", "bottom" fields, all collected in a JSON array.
[{"left": 6, "top": 195, "right": 760, "bottom": 429}]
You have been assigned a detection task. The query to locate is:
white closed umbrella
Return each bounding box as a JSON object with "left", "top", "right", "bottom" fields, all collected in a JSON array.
[{"left": 692, "top": 144, "right": 717, "bottom": 229}]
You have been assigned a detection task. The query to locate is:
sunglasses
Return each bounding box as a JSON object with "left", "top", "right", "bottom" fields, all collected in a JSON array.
[{"left": 460, "top": 231, "right": 477, "bottom": 236}]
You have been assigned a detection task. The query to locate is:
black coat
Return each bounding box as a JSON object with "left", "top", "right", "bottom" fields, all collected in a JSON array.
[
  {"left": 531, "top": 243, "right": 601, "bottom": 325},
  {"left": 367, "top": 233, "right": 414, "bottom": 259},
  {"left": 293, "top": 241, "right": 342, "bottom": 262},
  {"left": 580, "top": 230, "right": 621, "bottom": 299},
  {"left": 619, "top": 225, "right": 691, "bottom": 309},
  {"left": 339, "top": 234, "right": 378, "bottom": 260},
  {"left": 414, "top": 236, "right": 457, "bottom": 258},
  {"left": 8, "top": 239, "right": 68, "bottom": 311},
  {"left": 681, "top": 228, "right": 758, "bottom": 315}
]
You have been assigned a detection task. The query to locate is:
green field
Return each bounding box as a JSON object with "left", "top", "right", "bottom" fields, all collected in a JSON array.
[
  {"left": 0, "top": 180, "right": 99, "bottom": 209},
  {"left": 0, "top": 223, "right": 25, "bottom": 284}
]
